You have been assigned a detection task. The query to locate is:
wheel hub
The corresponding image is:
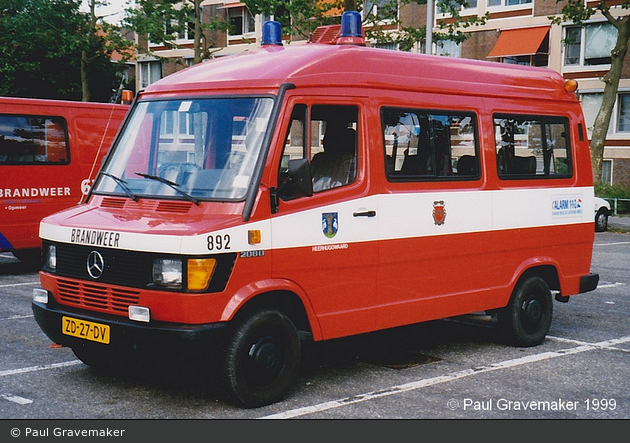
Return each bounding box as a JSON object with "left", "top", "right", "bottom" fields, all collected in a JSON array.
[
  {"left": 249, "top": 337, "right": 281, "bottom": 382},
  {"left": 522, "top": 298, "right": 542, "bottom": 325}
]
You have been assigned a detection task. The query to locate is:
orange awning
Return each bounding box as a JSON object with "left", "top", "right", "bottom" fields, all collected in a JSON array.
[{"left": 487, "top": 26, "right": 549, "bottom": 58}]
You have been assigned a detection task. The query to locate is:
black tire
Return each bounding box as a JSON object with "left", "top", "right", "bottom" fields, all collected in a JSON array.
[
  {"left": 12, "top": 248, "right": 41, "bottom": 267},
  {"left": 595, "top": 209, "right": 608, "bottom": 232},
  {"left": 498, "top": 276, "right": 553, "bottom": 347},
  {"left": 220, "top": 309, "right": 301, "bottom": 408}
]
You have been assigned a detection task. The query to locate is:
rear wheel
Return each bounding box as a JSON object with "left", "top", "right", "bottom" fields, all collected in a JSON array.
[
  {"left": 498, "top": 276, "right": 553, "bottom": 347},
  {"left": 220, "top": 309, "right": 301, "bottom": 408}
]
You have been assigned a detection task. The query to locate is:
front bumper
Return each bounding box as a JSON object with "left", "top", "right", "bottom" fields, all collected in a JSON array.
[{"left": 32, "top": 299, "right": 228, "bottom": 354}]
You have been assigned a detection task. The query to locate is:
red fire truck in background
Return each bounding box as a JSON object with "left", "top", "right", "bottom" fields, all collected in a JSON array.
[{"left": 0, "top": 97, "right": 128, "bottom": 263}]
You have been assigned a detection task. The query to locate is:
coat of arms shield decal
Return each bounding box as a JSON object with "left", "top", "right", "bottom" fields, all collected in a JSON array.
[
  {"left": 432, "top": 200, "right": 446, "bottom": 226},
  {"left": 322, "top": 212, "right": 338, "bottom": 238}
]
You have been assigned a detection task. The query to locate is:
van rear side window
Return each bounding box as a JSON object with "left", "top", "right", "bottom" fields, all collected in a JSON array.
[
  {"left": 0, "top": 115, "right": 69, "bottom": 164},
  {"left": 494, "top": 115, "right": 573, "bottom": 178},
  {"left": 382, "top": 108, "right": 478, "bottom": 180}
]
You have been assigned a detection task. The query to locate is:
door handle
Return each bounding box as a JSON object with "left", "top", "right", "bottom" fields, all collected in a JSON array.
[{"left": 353, "top": 210, "right": 376, "bottom": 217}]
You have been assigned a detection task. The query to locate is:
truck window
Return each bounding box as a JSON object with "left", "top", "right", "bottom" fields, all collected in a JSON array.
[
  {"left": 0, "top": 115, "right": 68, "bottom": 164},
  {"left": 494, "top": 115, "right": 573, "bottom": 178},
  {"left": 93, "top": 97, "right": 274, "bottom": 201},
  {"left": 280, "top": 104, "right": 358, "bottom": 194},
  {"left": 382, "top": 108, "right": 478, "bottom": 180}
]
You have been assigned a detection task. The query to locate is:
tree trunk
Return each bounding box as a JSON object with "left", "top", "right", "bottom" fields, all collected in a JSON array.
[
  {"left": 589, "top": 17, "right": 630, "bottom": 184},
  {"left": 193, "top": 0, "right": 203, "bottom": 64},
  {"left": 81, "top": 50, "right": 91, "bottom": 102}
]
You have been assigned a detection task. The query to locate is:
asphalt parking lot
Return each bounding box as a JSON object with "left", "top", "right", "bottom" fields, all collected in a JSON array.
[{"left": 0, "top": 228, "right": 628, "bottom": 426}]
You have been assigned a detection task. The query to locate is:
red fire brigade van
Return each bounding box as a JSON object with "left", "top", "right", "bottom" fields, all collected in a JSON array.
[
  {"left": 32, "top": 12, "right": 599, "bottom": 408},
  {"left": 0, "top": 97, "right": 128, "bottom": 264}
]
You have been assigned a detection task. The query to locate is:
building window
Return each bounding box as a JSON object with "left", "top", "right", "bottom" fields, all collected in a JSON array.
[
  {"left": 601, "top": 159, "right": 612, "bottom": 185},
  {"left": 435, "top": 39, "right": 461, "bottom": 58},
  {"left": 139, "top": 61, "right": 162, "bottom": 89},
  {"left": 564, "top": 22, "right": 616, "bottom": 67},
  {"left": 617, "top": 94, "right": 630, "bottom": 132},
  {"left": 580, "top": 93, "right": 603, "bottom": 135},
  {"left": 487, "top": 0, "right": 531, "bottom": 7},
  {"left": 228, "top": 6, "right": 255, "bottom": 37},
  {"left": 580, "top": 91, "right": 630, "bottom": 135},
  {"left": 364, "top": 0, "right": 398, "bottom": 17},
  {"left": 438, "top": 0, "right": 477, "bottom": 13}
]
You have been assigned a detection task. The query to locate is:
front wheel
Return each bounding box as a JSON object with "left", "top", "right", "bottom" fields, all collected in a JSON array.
[
  {"left": 220, "top": 309, "right": 301, "bottom": 408},
  {"left": 498, "top": 276, "right": 553, "bottom": 347}
]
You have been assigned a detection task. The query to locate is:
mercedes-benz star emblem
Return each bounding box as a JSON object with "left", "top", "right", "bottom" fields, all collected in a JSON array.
[{"left": 86, "top": 251, "right": 105, "bottom": 279}]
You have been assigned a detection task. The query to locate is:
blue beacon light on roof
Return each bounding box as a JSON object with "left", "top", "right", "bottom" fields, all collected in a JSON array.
[
  {"left": 261, "top": 20, "right": 283, "bottom": 47},
  {"left": 337, "top": 11, "right": 366, "bottom": 46}
]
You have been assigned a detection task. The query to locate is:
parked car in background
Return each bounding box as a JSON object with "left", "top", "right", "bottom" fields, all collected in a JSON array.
[{"left": 594, "top": 197, "right": 611, "bottom": 232}]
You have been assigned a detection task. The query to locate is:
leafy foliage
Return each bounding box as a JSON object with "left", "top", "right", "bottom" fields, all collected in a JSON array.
[{"left": 0, "top": 0, "right": 132, "bottom": 101}]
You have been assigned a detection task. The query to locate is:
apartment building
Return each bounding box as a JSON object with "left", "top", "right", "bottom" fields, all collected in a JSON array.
[{"left": 135, "top": 0, "right": 630, "bottom": 187}]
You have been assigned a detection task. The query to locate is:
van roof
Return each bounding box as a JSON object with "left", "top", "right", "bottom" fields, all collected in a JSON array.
[{"left": 143, "top": 43, "right": 573, "bottom": 102}]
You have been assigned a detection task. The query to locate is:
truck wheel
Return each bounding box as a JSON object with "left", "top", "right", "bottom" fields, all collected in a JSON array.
[
  {"left": 498, "top": 276, "right": 553, "bottom": 347},
  {"left": 221, "top": 309, "right": 301, "bottom": 408}
]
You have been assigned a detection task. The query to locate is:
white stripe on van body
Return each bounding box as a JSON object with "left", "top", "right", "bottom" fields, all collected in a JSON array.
[{"left": 39, "top": 186, "right": 594, "bottom": 255}]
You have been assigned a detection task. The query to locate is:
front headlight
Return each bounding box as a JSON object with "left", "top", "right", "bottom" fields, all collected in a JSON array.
[
  {"left": 152, "top": 258, "right": 182, "bottom": 288},
  {"left": 45, "top": 244, "right": 57, "bottom": 271}
]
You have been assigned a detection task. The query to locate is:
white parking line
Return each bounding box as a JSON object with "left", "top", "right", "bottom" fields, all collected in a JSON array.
[
  {"left": 594, "top": 241, "right": 630, "bottom": 246},
  {"left": 597, "top": 282, "right": 626, "bottom": 289},
  {"left": 1, "top": 393, "right": 33, "bottom": 405},
  {"left": 260, "top": 335, "right": 630, "bottom": 419},
  {"left": 0, "top": 314, "right": 33, "bottom": 321},
  {"left": 0, "top": 360, "right": 82, "bottom": 378},
  {"left": 0, "top": 281, "right": 39, "bottom": 288}
]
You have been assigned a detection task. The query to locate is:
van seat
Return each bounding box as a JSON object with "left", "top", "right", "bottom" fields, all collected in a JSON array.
[
  {"left": 457, "top": 155, "right": 477, "bottom": 176},
  {"left": 312, "top": 128, "right": 356, "bottom": 192},
  {"left": 507, "top": 156, "right": 537, "bottom": 175}
]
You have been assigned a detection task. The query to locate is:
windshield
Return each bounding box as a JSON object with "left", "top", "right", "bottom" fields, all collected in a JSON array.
[{"left": 93, "top": 97, "right": 274, "bottom": 201}]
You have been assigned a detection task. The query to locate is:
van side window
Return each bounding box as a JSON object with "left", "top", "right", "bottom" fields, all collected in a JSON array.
[
  {"left": 0, "top": 115, "right": 68, "bottom": 164},
  {"left": 279, "top": 104, "right": 358, "bottom": 196},
  {"left": 382, "top": 108, "right": 478, "bottom": 180},
  {"left": 494, "top": 115, "right": 573, "bottom": 178}
]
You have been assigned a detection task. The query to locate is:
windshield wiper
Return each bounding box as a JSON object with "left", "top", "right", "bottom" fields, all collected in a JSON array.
[
  {"left": 101, "top": 172, "right": 139, "bottom": 202},
  {"left": 136, "top": 172, "right": 200, "bottom": 205}
]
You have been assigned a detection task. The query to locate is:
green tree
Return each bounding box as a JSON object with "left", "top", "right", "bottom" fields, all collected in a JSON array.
[
  {"left": 123, "top": 0, "right": 227, "bottom": 64},
  {"left": 80, "top": 0, "right": 134, "bottom": 102},
  {"left": 550, "top": 1, "right": 630, "bottom": 184},
  {"left": 0, "top": 0, "right": 131, "bottom": 101},
  {"left": 243, "top": 0, "right": 486, "bottom": 51}
]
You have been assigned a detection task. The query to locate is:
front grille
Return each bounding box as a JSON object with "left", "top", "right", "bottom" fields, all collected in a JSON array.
[
  {"left": 43, "top": 241, "right": 236, "bottom": 295},
  {"left": 57, "top": 278, "right": 140, "bottom": 314},
  {"left": 53, "top": 243, "right": 154, "bottom": 288}
]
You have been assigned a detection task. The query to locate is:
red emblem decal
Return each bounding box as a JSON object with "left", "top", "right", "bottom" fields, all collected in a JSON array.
[{"left": 433, "top": 200, "right": 446, "bottom": 226}]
